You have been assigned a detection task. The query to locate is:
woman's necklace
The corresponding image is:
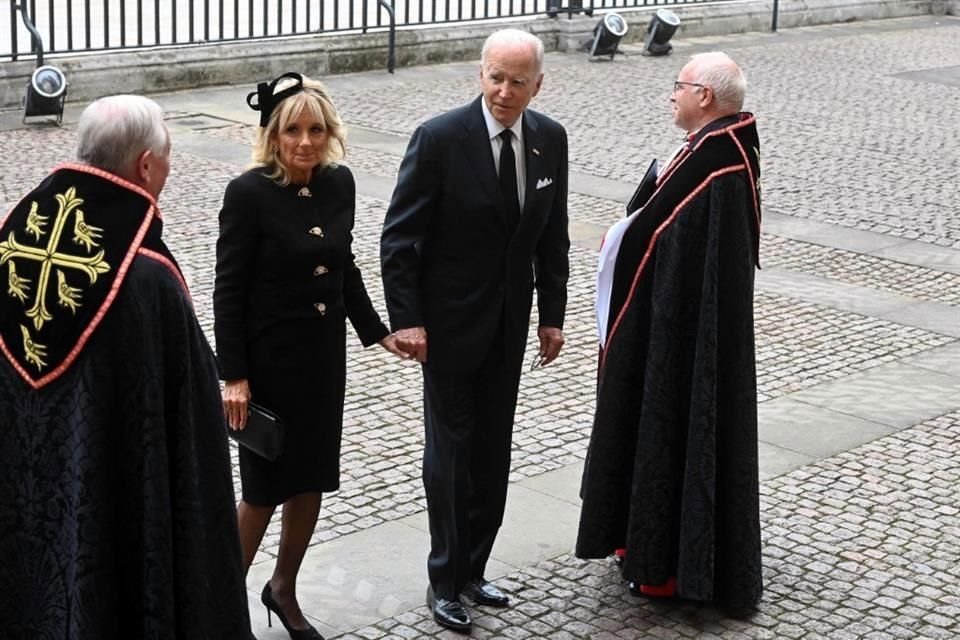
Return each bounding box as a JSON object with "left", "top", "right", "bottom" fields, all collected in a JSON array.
[{"left": 297, "top": 186, "right": 312, "bottom": 198}]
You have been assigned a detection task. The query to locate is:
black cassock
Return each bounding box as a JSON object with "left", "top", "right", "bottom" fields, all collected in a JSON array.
[
  {"left": 0, "top": 166, "right": 251, "bottom": 638},
  {"left": 576, "top": 115, "right": 764, "bottom": 608}
]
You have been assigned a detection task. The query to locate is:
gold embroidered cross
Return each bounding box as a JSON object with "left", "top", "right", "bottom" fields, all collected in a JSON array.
[{"left": 0, "top": 187, "right": 111, "bottom": 342}]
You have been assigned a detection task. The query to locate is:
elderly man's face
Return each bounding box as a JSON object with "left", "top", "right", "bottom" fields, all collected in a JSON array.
[
  {"left": 670, "top": 61, "right": 706, "bottom": 133},
  {"left": 480, "top": 42, "right": 543, "bottom": 128}
]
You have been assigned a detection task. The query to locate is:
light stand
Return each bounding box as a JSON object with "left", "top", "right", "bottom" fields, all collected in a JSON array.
[{"left": 17, "top": 2, "right": 68, "bottom": 125}]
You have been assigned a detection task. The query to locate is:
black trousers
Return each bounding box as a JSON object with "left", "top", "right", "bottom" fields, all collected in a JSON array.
[{"left": 421, "top": 333, "right": 524, "bottom": 600}]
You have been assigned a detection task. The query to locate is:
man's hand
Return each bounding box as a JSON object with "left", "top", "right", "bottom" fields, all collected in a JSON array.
[
  {"left": 394, "top": 326, "right": 428, "bottom": 363},
  {"left": 222, "top": 379, "right": 252, "bottom": 430},
  {"left": 380, "top": 333, "right": 412, "bottom": 360},
  {"left": 537, "top": 326, "right": 565, "bottom": 366}
]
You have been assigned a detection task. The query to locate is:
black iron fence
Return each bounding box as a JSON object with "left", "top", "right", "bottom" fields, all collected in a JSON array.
[{"left": 2, "top": 0, "right": 710, "bottom": 61}]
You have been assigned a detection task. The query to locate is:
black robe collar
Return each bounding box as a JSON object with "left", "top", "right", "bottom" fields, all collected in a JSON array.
[
  {"left": 601, "top": 113, "right": 762, "bottom": 368},
  {"left": 687, "top": 114, "right": 742, "bottom": 150}
]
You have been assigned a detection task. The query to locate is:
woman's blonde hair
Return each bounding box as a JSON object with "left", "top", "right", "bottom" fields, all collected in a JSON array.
[{"left": 250, "top": 76, "right": 346, "bottom": 185}]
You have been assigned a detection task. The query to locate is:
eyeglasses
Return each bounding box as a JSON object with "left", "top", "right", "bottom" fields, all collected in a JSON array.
[
  {"left": 529, "top": 351, "right": 546, "bottom": 372},
  {"left": 673, "top": 81, "right": 706, "bottom": 93}
]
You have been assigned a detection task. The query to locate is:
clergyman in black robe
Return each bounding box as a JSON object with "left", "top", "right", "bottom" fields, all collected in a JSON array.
[
  {"left": 0, "top": 95, "right": 251, "bottom": 638},
  {"left": 576, "top": 52, "right": 764, "bottom": 609}
]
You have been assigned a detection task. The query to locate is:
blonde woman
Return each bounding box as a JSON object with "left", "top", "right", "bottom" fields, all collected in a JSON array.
[{"left": 214, "top": 72, "right": 404, "bottom": 640}]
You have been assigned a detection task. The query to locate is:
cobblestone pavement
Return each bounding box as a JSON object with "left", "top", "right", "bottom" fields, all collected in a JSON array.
[
  {"left": 338, "top": 411, "right": 960, "bottom": 640},
  {"left": 1, "top": 13, "right": 959, "bottom": 640}
]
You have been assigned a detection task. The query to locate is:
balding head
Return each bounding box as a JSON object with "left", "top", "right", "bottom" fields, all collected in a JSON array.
[
  {"left": 671, "top": 52, "right": 746, "bottom": 133},
  {"left": 688, "top": 52, "right": 746, "bottom": 113}
]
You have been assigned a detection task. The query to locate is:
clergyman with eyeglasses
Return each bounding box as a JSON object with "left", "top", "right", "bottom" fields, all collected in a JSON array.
[{"left": 576, "top": 52, "right": 764, "bottom": 610}]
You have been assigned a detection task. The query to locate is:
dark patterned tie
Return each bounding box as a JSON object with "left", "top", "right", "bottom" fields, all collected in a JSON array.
[{"left": 498, "top": 129, "right": 521, "bottom": 229}]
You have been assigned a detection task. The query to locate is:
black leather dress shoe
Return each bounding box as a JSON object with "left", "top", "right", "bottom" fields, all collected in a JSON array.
[
  {"left": 461, "top": 579, "right": 509, "bottom": 607},
  {"left": 426, "top": 586, "right": 472, "bottom": 632}
]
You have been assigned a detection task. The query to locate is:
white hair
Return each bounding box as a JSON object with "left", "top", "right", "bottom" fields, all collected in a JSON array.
[
  {"left": 76, "top": 95, "right": 168, "bottom": 175},
  {"left": 691, "top": 52, "right": 747, "bottom": 113},
  {"left": 481, "top": 28, "right": 545, "bottom": 74}
]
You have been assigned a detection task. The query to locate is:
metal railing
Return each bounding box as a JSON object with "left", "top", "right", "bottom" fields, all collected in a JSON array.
[{"left": 2, "top": 0, "right": 711, "bottom": 61}]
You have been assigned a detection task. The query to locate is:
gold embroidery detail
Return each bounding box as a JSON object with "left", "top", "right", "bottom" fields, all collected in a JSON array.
[
  {"left": 20, "top": 324, "right": 48, "bottom": 370},
  {"left": 0, "top": 186, "right": 111, "bottom": 332},
  {"left": 7, "top": 262, "right": 30, "bottom": 302},
  {"left": 73, "top": 209, "right": 103, "bottom": 252},
  {"left": 56, "top": 269, "right": 83, "bottom": 313},
  {"left": 25, "top": 201, "right": 48, "bottom": 240}
]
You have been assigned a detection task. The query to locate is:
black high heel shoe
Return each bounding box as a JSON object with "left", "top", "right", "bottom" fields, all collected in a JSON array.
[{"left": 261, "top": 582, "right": 325, "bottom": 640}]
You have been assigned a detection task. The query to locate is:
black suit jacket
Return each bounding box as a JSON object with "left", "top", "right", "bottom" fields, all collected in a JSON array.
[{"left": 381, "top": 96, "right": 569, "bottom": 371}]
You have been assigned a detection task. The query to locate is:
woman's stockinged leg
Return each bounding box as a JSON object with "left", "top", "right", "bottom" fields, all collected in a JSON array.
[
  {"left": 237, "top": 500, "right": 277, "bottom": 574},
  {"left": 269, "top": 491, "right": 324, "bottom": 629}
]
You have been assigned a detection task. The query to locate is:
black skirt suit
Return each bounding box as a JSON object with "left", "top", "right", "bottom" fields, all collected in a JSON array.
[{"left": 214, "top": 165, "right": 388, "bottom": 506}]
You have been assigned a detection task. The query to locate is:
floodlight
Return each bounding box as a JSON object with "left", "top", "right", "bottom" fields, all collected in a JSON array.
[
  {"left": 23, "top": 65, "right": 68, "bottom": 124},
  {"left": 643, "top": 9, "right": 681, "bottom": 57},
  {"left": 586, "top": 13, "right": 628, "bottom": 60}
]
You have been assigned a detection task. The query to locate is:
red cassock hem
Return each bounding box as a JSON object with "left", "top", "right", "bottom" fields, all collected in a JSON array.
[{"left": 615, "top": 549, "right": 677, "bottom": 596}]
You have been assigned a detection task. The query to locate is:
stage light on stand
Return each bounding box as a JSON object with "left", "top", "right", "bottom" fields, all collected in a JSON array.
[
  {"left": 16, "top": 2, "right": 68, "bottom": 124},
  {"left": 23, "top": 65, "right": 68, "bottom": 124},
  {"left": 643, "top": 9, "right": 681, "bottom": 57},
  {"left": 585, "top": 13, "right": 628, "bottom": 60}
]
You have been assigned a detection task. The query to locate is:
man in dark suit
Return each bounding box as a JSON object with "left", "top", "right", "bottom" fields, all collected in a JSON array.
[{"left": 380, "top": 28, "right": 569, "bottom": 633}]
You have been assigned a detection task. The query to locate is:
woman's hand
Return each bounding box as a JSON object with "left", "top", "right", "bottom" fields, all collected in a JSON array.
[
  {"left": 380, "top": 333, "right": 412, "bottom": 360},
  {"left": 392, "top": 326, "right": 428, "bottom": 362},
  {"left": 223, "top": 379, "right": 252, "bottom": 430}
]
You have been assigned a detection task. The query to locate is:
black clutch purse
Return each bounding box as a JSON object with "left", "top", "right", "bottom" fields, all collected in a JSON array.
[{"left": 227, "top": 402, "right": 285, "bottom": 462}]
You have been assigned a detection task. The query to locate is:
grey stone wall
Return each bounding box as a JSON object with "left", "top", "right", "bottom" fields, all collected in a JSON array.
[{"left": 0, "top": 0, "right": 938, "bottom": 108}]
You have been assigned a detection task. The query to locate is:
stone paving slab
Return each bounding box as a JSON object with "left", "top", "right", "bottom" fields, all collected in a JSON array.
[
  {"left": 755, "top": 268, "right": 960, "bottom": 337},
  {"left": 756, "top": 442, "right": 816, "bottom": 483},
  {"left": 761, "top": 235, "right": 960, "bottom": 306},
  {"left": 752, "top": 291, "right": 954, "bottom": 400},
  {"left": 788, "top": 362, "right": 960, "bottom": 429},
  {"left": 757, "top": 398, "right": 897, "bottom": 459},
  {"left": 248, "top": 463, "right": 587, "bottom": 634},
  {"left": 899, "top": 340, "right": 960, "bottom": 378},
  {"left": 762, "top": 211, "right": 960, "bottom": 276},
  {"left": 875, "top": 300, "right": 960, "bottom": 339}
]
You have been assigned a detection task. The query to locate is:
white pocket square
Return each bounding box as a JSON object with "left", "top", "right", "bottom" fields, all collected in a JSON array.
[{"left": 536, "top": 177, "right": 553, "bottom": 190}]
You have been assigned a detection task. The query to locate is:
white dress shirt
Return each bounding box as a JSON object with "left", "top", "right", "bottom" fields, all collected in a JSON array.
[{"left": 481, "top": 98, "right": 526, "bottom": 210}]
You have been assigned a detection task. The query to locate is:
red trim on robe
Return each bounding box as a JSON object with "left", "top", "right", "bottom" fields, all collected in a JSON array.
[
  {"left": 138, "top": 247, "right": 192, "bottom": 304},
  {"left": 54, "top": 163, "right": 162, "bottom": 218},
  {"left": 600, "top": 164, "right": 747, "bottom": 372},
  {"left": 1, "top": 166, "right": 163, "bottom": 389},
  {"left": 726, "top": 132, "right": 762, "bottom": 238}
]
